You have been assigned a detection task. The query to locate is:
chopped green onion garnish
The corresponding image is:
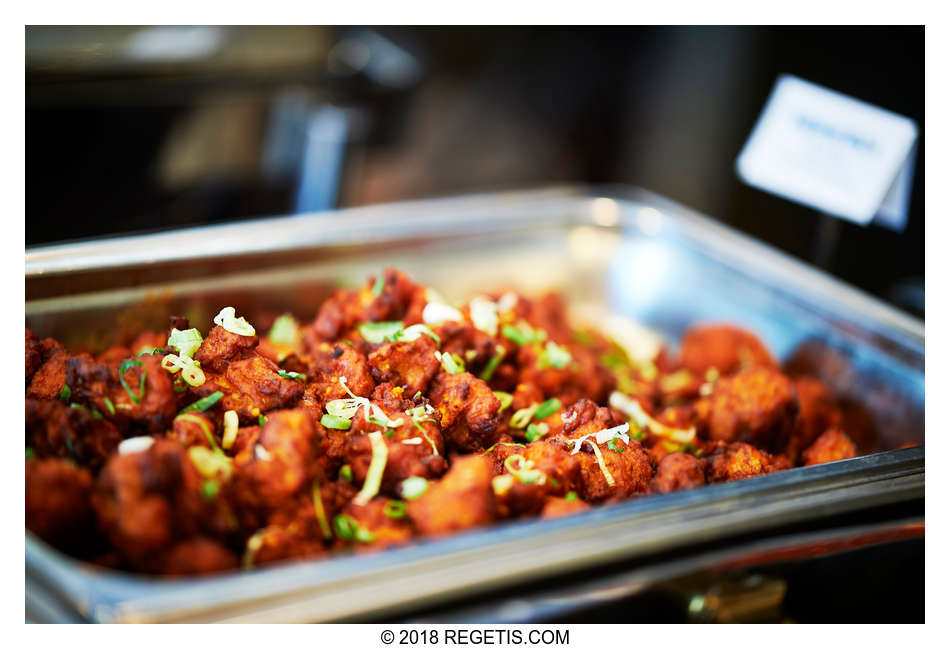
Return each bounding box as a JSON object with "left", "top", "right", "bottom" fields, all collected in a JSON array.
[
  {"left": 435, "top": 350, "right": 465, "bottom": 374},
  {"left": 384, "top": 428, "right": 394, "bottom": 438},
  {"left": 353, "top": 431, "right": 388, "bottom": 506},
  {"left": 501, "top": 323, "right": 546, "bottom": 345},
  {"left": 332, "top": 514, "right": 358, "bottom": 540},
  {"left": 213, "top": 306, "right": 256, "bottom": 336},
  {"left": 339, "top": 465, "right": 353, "bottom": 482},
  {"left": 119, "top": 359, "right": 147, "bottom": 404},
  {"left": 177, "top": 412, "right": 223, "bottom": 455},
  {"left": 332, "top": 514, "right": 375, "bottom": 543},
  {"left": 277, "top": 369, "right": 307, "bottom": 380},
  {"left": 103, "top": 397, "right": 116, "bottom": 416},
  {"left": 632, "top": 429, "right": 646, "bottom": 441},
  {"left": 383, "top": 500, "right": 407, "bottom": 519},
  {"left": 525, "top": 422, "right": 546, "bottom": 443},
  {"left": 479, "top": 345, "right": 506, "bottom": 382},
  {"left": 179, "top": 391, "right": 223, "bottom": 414},
  {"left": 681, "top": 442, "right": 702, "bottom": 458},
  {"left": 268, "top": 314, "right": 300, "bottom": 345},
  {"left": 538, "top": 342, "right": 572, "bottom": 369},
  {"left": 359, "top": 321, "right": 404, "bottom": 343},
  {"left": 534, "top": 397, "right": 561, "bottom": 420},
  {"left": 91, "top": 409, "right": 103, "bottom": 419},
  {"left": 168, "top": 327, "right": 204, "bottom": 358},
  {"left": 509, "top": 404, "right": 538, "bottom": 429},
  {"left": 258, "top": 414, "right": 267, "bottom": 426},
  {"left": 481, "top": 441, "right": 525, "bottom": 455},
  {"left": 607, "top": 438, "right": 625, "bottom": 454},
  {"left": 565, "top": 491, "right": 578, "bottom": 502},
  {"left": 321, "top": 413, "right": 352, "bottom": 430},
  {"left": 25, "top": 447, "right": 35, "bottom": 460},
  {"left": 173, "top": 378, "right": 188, "bottom": 392},
  {"left": 372, "top": 274, "right": 385, "bottom": 296},
  {"left": 201, "top": 480, "right": 219, "bottom": 500},
  {"left": 221, "top": 410, "right": 239, "bottom": 450},
  {"left": 493, "top": 391, "right": 514, "bottom": 412},
  {"left": 58, "top": 383, "right": 71, "bottom": 402},
  {"left": 400, "top": 476, "right": 428, "bottom": 500},
  {"left": 312, "top": 480, "right": 333, "bottom": 540},
  {"left": 412, "top": 391, "right": 422, "bottom": 400},
  {"left": 137, "top": 346, "right": 162, "bottom": 356}
]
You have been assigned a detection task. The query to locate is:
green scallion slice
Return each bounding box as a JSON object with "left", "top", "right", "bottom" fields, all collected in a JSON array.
[
  {"left": 332, "top": 514, "right": 358, "bottom": 540},
  {"left": 268, "top": 314, "right": 299, "bottom": 345},
  {"left": 201, "top": 480, "right": 219, "bottom": 500},
  {"left": 167, "top": 328, "right": 204, "bottom": 358},
  {"left": 493, "top": 391, "right": 514, "bottom": 412},
  {"left": 538, "top": 341, "right": 572, "bottom": 369},
  {"left": 359, "top": 321, "right": 404, "bottom": 343},
  {"left": 525, "top": 422, "right": 545, "bottom": 443},
  {"left": 534, "top": 397, "right": 562, "bottom": 420},
  {"left": 321, "top": 413, "right": 352, "bottom": 430},
  {"left": 277, "top": 369, "right": 307, "bottom": 381},
  {"left": 103, "top": 397, "right": 116, "bottom": 416},
  {"left": 400, "top": 476, "right": 428, "bottom": 500},
  {"left": 258, "top": 414, "right": 267, "bottom": 426},
  {"left": 383, "top": 500, "right": 407, "bottom": 519},
  {"left": 479, "top": 345, "right": 506, "bottom": 382},
  {"left": 59, "top": 383, "right": 71, "bottom": 403},
  {"left": 501, "top": 323, "right": 546, "bottom": 345},
  {"left": 339, "top": 465, "right": 353, "bottom": 482},
  {"left": 371, "top": 274, "right": 385, "bottom": 296},
  {"left": 179, "top": 391, "right": 223, "bottom": 414},
  {"left": 118, "top": 359, "right": 147, "bottom": 404},
  {"left": 565, "top": 491, "right": 578, "bottom": 502}
]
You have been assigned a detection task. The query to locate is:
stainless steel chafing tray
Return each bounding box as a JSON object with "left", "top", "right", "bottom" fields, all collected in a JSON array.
[{"left": 25, "top": 187, "right": 924, "bottom": 623}]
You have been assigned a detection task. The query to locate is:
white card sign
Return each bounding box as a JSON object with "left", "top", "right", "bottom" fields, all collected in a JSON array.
[{"left": 736, "top": 75, "right": 917, "bottom": 230}]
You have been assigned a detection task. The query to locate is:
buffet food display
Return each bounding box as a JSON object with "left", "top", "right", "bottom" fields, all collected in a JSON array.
[{"left": 26, "top": 267, "right": 868, "bottom": 577}]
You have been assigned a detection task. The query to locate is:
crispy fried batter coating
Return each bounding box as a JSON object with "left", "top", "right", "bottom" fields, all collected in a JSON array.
[
  {"left": 232, "top": 409, "right": 324, "bottom": 511},
  {"left": 699, "top": 368, "right": 797, "bottom": 450},
  {"left": 302, "top": 342, "right": 375, "bottom": 408},
  {"left": 220, "top": 356, "right": 305, "bottom": 418},
  {"left": 573, "top": 438, "right": 653, "bottom": 502},
  {"left": 93, "top": 440, "right": 200, "bottom": 565},
  {"left": 26, "top": 398, "right": 122, "bottom": 470},
  {"left": 155, "top": 538, "right": 239, "bottom": 575},
  {"left": 429, "top": 372, "right": 503, "bottom": 452},
  {"left": 27, "top": 347, "right": 69, "bottom": 400},
  {"left": 801, "top": 428, "right": 857, "bottom": 466},
  {"left": 26, "top": 458, "right": 95, "bottom": 550},
  {"left": 679, "top": 324, "right": 776, "bottom": 375},
  {"left": 25, "top": 329, "right": 43, "bottom": 383},
  {"left": 541, "top": 496, "right": 590, "bottom": 519},
  {"left": 195, "top": 325, "right": 259, "bottom": 374},
  {"left": 703, "top": 442, "right": 784, "bottom": 483},
  {"left": 788, "top": 377, "right": 844, "bottom": 461},
  {"left": 310, "top": 268, "right": 420, "bottom": 342},
  {"left": 368, "top": 335, "right": 442, "bottom": 396},
  {"left": 408, "top": 455, "right": 496, "bottom": 536},
  {"left": 650, "top": 452, "right": 705, "bottom": 493},
  {"left": 341, "top": 498, "right": 414, "bottom": 552}
]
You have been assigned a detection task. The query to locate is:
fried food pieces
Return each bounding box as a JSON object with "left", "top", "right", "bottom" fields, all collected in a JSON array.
[{"left": 24, "top": 276, "right": 868, "bottom": 576}]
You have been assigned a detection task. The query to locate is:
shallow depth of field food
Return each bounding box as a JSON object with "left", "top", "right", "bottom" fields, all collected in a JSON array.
[{"left": 25, "top": 268, "right": 868, "bottom": 576}]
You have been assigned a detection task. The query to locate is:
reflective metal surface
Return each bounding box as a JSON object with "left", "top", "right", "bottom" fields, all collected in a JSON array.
[{"left": 25, "top": 187, "right": 925, "bottom": 623}]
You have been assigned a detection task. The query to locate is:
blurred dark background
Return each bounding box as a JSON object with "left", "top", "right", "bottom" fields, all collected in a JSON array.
[{"left": 25, "top": 26, "right": 924, "bottom": 317}]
